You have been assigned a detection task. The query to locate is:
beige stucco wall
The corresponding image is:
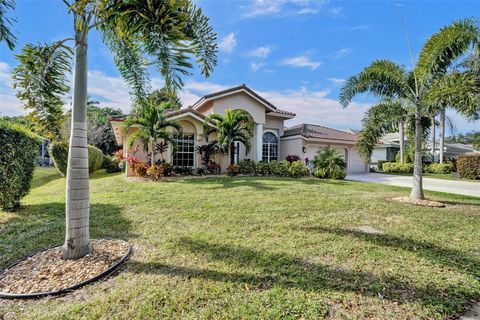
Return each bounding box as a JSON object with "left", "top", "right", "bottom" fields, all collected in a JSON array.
[
  {"left": 265, "top": 115, "right": 285, "bottom": 137},
  {"left": 212, "top": 92, "right": 266, "bottom": 124}
]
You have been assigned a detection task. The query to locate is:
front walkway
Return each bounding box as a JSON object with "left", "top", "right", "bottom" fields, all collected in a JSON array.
[{"left": 346, "top": 173, "right": 480, "bottom": 198}]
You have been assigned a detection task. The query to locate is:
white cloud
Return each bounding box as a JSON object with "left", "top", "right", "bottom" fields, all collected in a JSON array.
[
  {"left": 218, "top": 33, "right": 237, "bottom": 54},
  {"left": 333, "top": 48, "right": 351, "bottom": 59},
  {"left": 247, "top": 46, "right": 272, "bottom": 58},
  {"left": 281, "top": 55, "right": 321, "bottom": 70},
  {"left": 250, "top": 62, "right": 265, "bottom": 72},
  {"left": 328, "top": 78, "right": 346, "bottom": 84},
  {"left": 242, "top": 0, "right": 325, "bottom": 18}
]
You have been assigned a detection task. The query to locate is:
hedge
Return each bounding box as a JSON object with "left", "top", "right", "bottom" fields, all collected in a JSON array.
[
  {"left": 457, "top": 153, "right": 480, "bottom": 180},
  {"left": 382, "top": 162, "right": 414, "bottom": 173},
  {"left": 425, "top": 163, "right": 453, "bottom": 174},
  {"left": 236, "top": 159, "right": 309, "bottom": 178},
  {"left": 49, "top": 142, "right": 104, "bottom": 176},
  {"left": 0, "top": 121, "right": 41, "bottom": 211}
]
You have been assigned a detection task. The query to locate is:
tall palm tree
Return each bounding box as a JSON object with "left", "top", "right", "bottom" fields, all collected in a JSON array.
[
  {"left": 125, "top": 101, "right": 182, "bottom": 166},
  {"left": 341, "top": 18, "right": 480, "bottom": 200},
  {"left": 9, "top": 0, "right": 217, "bottom": 259},
  {"left": 0, "top": 0, "right": 15, "bottom": 50},
  {"left": 205, "top": 109, "right": 254, "bottom": 166}
]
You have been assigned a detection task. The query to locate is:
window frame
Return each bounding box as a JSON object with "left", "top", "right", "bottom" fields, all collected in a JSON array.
[
  {"left": 172, "top": 133, "right": 196, "bottom": 167},
  {"left": 262, "top": 131, "right": 278, "bottom": 162}
]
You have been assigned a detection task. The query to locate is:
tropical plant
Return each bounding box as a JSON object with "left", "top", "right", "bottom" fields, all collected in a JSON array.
[
  {"left": 287, "top": 160, "right": 310, "bottom": 178},
  {"left": 12, "top": 41, "right": 73, "bottom": 140},
  {"left": 312, "top": 146, "right": 347, "bottom": 179},
  {"left": 237, "top": 159, "right": 256, "bottom": 175},
  {"left": 285, "top": 154, "right": 301, "bottom": 163},
  {"left": 7, "top": 0, "right": 217, "bottom": 259},
  {"left": 227, "top": 164, "right": 239, "bottom": 176},
  {"left": 148, "top": 87, "right": 182, "bottom": 110},
  {"left": 125, "top": 101, "right": 182, "bottom": 167},
  {"left": 205, "top": 109, "right": 254, "bottom": 165},
  {"left": 340, "top": 18, "right": 480, "bottom": 199},
  {"left": 0, "top": 0, "right": 15, "bottom": 50},
  {"left": 196, "top": 141, "right": 220, "bottom": 168}
]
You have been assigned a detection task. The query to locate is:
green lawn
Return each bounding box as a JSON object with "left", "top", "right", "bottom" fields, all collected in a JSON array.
[
  {"left": 376, "top": 171, "right": 480, "bottom": 182},
  {"left": 1, "top": 168, "right": 479, "bottom": 319}
]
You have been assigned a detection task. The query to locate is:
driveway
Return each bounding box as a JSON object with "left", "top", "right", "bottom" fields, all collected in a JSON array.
[{"left": 346, "top": 173, "right": 480, "bottom": 198}]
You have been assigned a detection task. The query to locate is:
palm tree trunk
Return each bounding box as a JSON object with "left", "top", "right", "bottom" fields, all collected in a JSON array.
[
  {"left": 230, "top": 142, "right": 235, "bottom": 165},
  {"left": 431, "top": 115, "right": 436, "bottom": 162},
  {"left": 150, "top": 141, "right": 154, "bottom": 166},
  {"left": 63, "top": 24, "right": 90, "bottom": 259},
  {"left": 399, "top": 121, "right": 405, "bottom": 164},
  {"left": 439, "top": 108, "right": 445, "bottom": 164},
  {"left": 410, "top": 111, "right": 425, "bottom": 200}
]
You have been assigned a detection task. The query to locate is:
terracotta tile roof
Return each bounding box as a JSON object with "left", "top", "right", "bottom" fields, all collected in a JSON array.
[{"left": 282, "top": 124, "right": 358, "bottom": 142}]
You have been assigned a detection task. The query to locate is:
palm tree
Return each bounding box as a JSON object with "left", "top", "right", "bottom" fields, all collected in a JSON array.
[
  {"left": 341, "top": 18, "right": 480, "bottom": 200},
  {"left": 0, "top": 0, "right": 15, "bottom": 50},
  {"left": 205, "top": 109, "right": 254, "bottom": 166},
  {"left": 9, "top": 0, "right": 217, "bottom": 259},
  {"left": 125, "top": 101, "right": 182, "bottom": 166},
  {"left": 312, "top": 146, "right": 347, "bottom": 179},
  {"left": 354, "top": 99, "right": 408, "bottom": 163}
]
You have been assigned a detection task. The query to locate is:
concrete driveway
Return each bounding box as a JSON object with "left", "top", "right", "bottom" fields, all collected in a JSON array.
[{"left": 346, "top": 173, "right": 480, "bottom": 198}]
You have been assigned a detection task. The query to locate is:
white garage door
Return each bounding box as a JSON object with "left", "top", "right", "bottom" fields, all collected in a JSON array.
[{"left": 349, "top": 149, "right": 367, "bottom": 173}]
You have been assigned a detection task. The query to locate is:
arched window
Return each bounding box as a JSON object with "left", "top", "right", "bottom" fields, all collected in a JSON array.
[{"left": 262, "top": 132, "right": 278, "bottom": 162}]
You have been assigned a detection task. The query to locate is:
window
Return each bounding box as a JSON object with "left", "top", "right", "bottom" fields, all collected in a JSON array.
[
  {"left": 172, "top": 133, "right": 195, "bottom": 167},
  {"left": 262, "top": 132, "right": 278, "bottom": 162}
]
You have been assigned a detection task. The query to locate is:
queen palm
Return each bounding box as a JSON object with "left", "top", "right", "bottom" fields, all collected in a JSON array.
[
  {"left": 125, "top": 101, "right": 182, "bottom": 166},
  {"left": 205, "top": 109, "right": 254, "bottom": 166},
  {"left": 9, "top": 0, "right": 217, "bottom": 259},
  {"left": 341, "top": 18, "right": 480, "bottom": 200},
  {"left": 0, "top": 0, "right": 15, "bottom": 50}
]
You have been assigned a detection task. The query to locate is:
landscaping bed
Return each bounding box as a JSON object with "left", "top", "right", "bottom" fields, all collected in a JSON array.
[{"left": 0, "top": 239, "right": 130, "bottom": 297}]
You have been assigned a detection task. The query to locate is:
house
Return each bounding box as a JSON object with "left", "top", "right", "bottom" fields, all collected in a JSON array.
[
  {"left": 110, "top": 84, "right": 369, "bottom": 176},
  {"left": 371, "top": 132, "right": 404, "bottom": 165}
]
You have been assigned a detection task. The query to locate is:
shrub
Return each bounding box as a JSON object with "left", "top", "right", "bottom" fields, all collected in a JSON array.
[
  {"left": 146, "top": 165, "right": 163, "bottom": 181},
  {"left": 49, "top": 142, "right": 104, "bottom": 176},
  {"left": 288, "top": 160, "right": 309, "bottom": 177},
  {"left": 457, "top": 153, "right": 480, "bottom": 180},
  {"left": 134, "top": 162, "right": 148, "bottom": 177},
  {"left": 162, "top": 163, "right": 173, "bottom": 176},
  {"left": 312, "top": 146, "right": 347, "bottom": 180},
  {"left": 206, "top": 161, "right": 221, "bottom": 174},
  {"left": 425, "top": 163, "right": 453, "bottom": 174},
  {"left": 285, "top": 154, "right": 301, "bottom": 163},
  {"left": 173, "top": 166, "right": 193, "bottom": 176},
  {"left": 382, "top": 162, "right": 414, "bottom": 173},
  {"left": 227, "top": 164, "right": 239, "bottom": 176},
  {"left": 238, "top": 159, "right": 256, "bottom": 175},
  {"left": 272, "top": 160, "right": 290, "bottom": 177},
  {"left": 0, "top": 122, "right": 41, "bottom": 211},
  {"left": 377, "top": 160, "right": 385, "bottom": 171},
  {"left": 196, "top": 167, "right": 206, "bottom": 176},
  {"left": 102, "top": 156, "right": 121, "bottom": 173},
  {"left": 255, "top": 161, "right": 274, "bottom": 176}
]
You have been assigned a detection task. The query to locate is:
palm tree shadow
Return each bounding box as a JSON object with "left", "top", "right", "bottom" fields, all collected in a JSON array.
[
  {"left": 178, "top": 177, "right": 278, "bottom": 191},
  {"left": 128, "top": 237, "right": 477, "bottom": 313},
  {"left": 304, "top": 226, "right": 480, "bottom": 279},
  {"left": 0, "top": 202, "right": 131, "bottom": 269}
]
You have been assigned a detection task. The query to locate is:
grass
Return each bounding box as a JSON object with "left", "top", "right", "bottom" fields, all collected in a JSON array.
[{"left": 1, "top": 167, "right": 479, "bottom": 319}]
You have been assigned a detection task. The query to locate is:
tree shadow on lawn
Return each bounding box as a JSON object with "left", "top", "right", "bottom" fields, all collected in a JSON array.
[
  {"left": 304, "top": 226, "right": 480, "bottom": 279},
  {"left": 178, "top": 176, "right": 348, "bottom": 191},
  {"left": 0, "top": 201, "right": 131, "bottom": 269},
  {"left": 127, "top": 237, "right": 477, "bottom": 314}
]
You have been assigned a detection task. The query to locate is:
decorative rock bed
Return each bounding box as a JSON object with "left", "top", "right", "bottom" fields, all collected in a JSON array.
[
  {"left": 392, "top": 196, "right": 446, "bottom": 208},
  {"left": 0, "top": 239, "right": 131, "bottom": 298}
]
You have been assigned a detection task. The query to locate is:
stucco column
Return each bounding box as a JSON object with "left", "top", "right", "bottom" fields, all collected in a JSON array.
[{"left": 256, "top": 123, "right": 263, "bottom": 161}]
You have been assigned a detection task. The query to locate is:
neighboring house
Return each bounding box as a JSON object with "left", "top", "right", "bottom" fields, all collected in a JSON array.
[
  {"left": 110, "top": 84, "right": 369, "bottom": 176},
  {"left": 371, "top": 132, "right": 403, "bottom": 165},
  {"left": 425, "top": 141, "right": 479, "bottom": 161}
]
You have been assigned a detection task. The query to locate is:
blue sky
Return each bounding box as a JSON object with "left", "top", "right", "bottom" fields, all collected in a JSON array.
[{"left": 1, "top": 0, "right": 479, "bottom": 133}]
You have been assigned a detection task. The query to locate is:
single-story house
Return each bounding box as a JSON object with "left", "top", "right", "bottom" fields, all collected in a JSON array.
[{"left": 110, "top": 84, "right": 369, "bottom": 176}]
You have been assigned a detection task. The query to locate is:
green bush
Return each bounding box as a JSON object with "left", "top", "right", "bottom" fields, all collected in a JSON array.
[
  {"left": 237, "top": 159, "right": 256, "bottom": 175},
  {"left": 377, "top": 160, "right": 385, "bottom": 171},
  {"left": 49, "top": 142, "right": 104, "bottom": 176},
  {"left": 288, "top": 160, "right": 309, "bottom": 177},
  {"left": 102, "top": 156, "right": 121, "bottom": 173},
  {"left": 272, "top": 160, "right": 290, "bottom": 177},
  {"left": 0, "top": 121, "right": 41, "bottom": 210},
  {"left": 425, "top": 163, "right": 453, "bottom": 174},
  {"left": 457, "top": 153, "right": 480, "bottom": 180},
  {"left": 255, "top": 161, "right": 274, "bottom": 176},
  {"left": 313, "top": 167, "right": 346, "bottom": 179},
  {"left": 382, "top": 162, "right": 414, "bottom": 173},
  {"left": 227, "top": 164, "right": 239, "bottom": 176}
]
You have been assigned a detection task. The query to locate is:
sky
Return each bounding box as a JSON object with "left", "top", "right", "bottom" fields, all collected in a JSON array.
[{"left": 1, "top": 0, "right": 479, "bottom": 134}]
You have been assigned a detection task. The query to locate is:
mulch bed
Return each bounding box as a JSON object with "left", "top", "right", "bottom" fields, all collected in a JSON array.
[
  {"left": 0, "top": 239, "right": 129, "bottom": 296},
  {"left": 392, "top": 196, "right": 446, "bottom": 208}
]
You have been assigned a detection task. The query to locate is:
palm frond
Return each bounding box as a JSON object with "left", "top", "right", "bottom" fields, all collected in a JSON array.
[{"left": 0, "top": 0, "right": 16, "bottom": 50}]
